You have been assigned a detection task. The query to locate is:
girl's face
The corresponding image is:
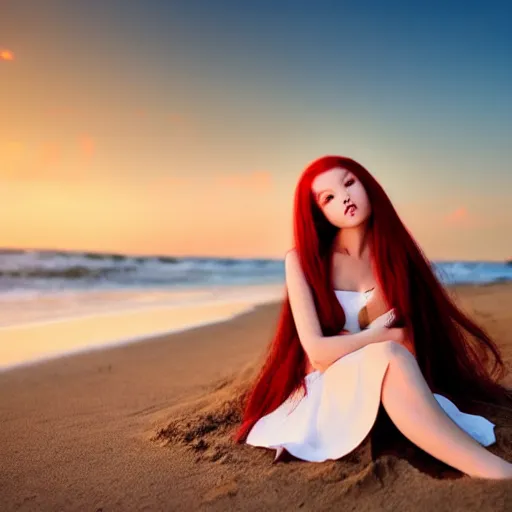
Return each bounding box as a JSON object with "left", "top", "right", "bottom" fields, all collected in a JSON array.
[{"left": 311, "top": 168, "right": 371, "bottom": 228}]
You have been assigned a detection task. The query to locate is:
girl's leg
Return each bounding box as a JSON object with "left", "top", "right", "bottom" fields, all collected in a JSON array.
[{"left": 377, "top": 340, "right": 512, "bottom": 479}]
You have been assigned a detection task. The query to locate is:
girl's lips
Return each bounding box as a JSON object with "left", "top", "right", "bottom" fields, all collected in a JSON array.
[{"left": 345, "top": 205, "right": 357, "bottom": 215}]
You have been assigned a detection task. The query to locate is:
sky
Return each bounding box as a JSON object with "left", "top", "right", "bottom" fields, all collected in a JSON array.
[{"left": 1, "top": 0, "right": 511, "bottom": 261}]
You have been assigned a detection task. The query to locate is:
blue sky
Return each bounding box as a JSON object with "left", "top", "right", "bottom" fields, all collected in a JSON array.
[{"left": 1, "top": 0, "right": 511, "bottom": 259}]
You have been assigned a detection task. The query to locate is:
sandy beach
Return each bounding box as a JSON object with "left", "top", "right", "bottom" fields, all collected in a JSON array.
[{"left": 1, "top": 281, "right": 512, "bottom": 511}]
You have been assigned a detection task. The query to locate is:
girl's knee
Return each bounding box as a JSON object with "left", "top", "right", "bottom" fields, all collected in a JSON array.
[{"left": 372, "top": 339, "right": 409, "bottom": 359}]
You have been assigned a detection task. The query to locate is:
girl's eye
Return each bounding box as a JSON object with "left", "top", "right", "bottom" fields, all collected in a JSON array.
[{"left": 322, "top": 179, "right": 355, "bottom": 204}]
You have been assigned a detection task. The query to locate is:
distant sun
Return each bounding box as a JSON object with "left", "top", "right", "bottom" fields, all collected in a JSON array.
[{"left": 1, "top": 50, "right": 14, "bottom": 61}]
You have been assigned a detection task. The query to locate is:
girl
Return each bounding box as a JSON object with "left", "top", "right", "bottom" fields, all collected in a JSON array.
[{"left": 233, "top": 155, "right": 512, "bottom": 479}]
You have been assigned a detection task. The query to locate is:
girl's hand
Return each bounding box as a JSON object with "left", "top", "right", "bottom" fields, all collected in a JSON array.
[
  {"left": 367, "top": 309, "right": 417, "bottom": 358},
  {"left": 367, "top": 308, "right": 397, "bottom": 329}
]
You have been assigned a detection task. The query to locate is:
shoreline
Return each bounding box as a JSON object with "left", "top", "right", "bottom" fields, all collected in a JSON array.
[
  {"left": 1, "top": 278, "right": 510, "bottom": 373},
  {"left": 2, "top": 278, "right": 509, "bottom": 373},
  {"left": 0, "top": 299, "right": 282, "bottom": 373},
  {"left": 0, "top": 283, "right": 285, "bottom": 371}
]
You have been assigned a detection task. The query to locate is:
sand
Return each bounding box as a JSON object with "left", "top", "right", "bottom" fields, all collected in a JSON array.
[{"left": 1, "top": 282, "right": 512, "bottom": 511}]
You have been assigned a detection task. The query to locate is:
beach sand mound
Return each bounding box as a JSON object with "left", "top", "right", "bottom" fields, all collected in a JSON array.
[
  {"left": 151, "top": 363, "right": 254, "bottom": 465},
  {"left": 153, "top": 373, "right": 512, "bottom": 509},
  {"left": 152, "top": 368, "right": 512, "bottom": 509},
  {"left": 152, "top": 361, "right": 512, "bottom": 484}
]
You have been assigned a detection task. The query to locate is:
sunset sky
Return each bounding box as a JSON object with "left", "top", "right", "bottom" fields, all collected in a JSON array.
[{"left": 1, "top": 0, "right": 511, "bottom": 261}]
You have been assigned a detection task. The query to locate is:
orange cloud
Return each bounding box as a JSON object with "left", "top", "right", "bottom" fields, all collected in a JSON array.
[
  {"left": 135, "top": 108, "right": 147, "bottom": 119},
  {"left": 78, "top": 134, "right": 95, "bottom": 161},
  {"left": 250, "top": 171, "right": 273, "bottom": 191},
  {"left": 167, "top": 113, "right": 197, "bottom": 135},
  {"left": 168, "top": 114, "right": 185, "bottom": 123},
  {"left": 445, "top": 206, "right": 469, "bottom": 224},
  {"left": 0, "top": 50, "right": 14, "bottom": 61},
  {"left": 160, "top": 172, "right": 273, "bottom": 192},
  {"left": 167, "top": 113, "right": 193, "bottom": 127},
  {"left": 215, "top": 171, "right": 273, "bottom": 191}
]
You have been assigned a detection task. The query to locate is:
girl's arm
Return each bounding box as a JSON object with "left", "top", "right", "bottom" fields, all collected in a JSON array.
[
  {"left": 285, "top": 249, "right": 392, "bottom": 370},
  {"left": 310, "top": 326, "right": 394, "bottom": 373},
  {"left": 365, "top": 287, "right": 417, "bottom": 358}
]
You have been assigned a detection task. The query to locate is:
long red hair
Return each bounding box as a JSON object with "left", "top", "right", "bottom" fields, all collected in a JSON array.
[{"left": 233, "top": 155, "right": 512, "bottom": 444}]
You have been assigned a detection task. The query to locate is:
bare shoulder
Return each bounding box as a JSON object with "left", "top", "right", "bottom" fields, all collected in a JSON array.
[
  {"left": 284, "top": 247, "right": 297, "bottom": 258},
  {"left": 284, "top": 249, "right": 303, "bottom": 283},
  {"left": 284, "top": 247, "right": 297, "bottom": 264}
]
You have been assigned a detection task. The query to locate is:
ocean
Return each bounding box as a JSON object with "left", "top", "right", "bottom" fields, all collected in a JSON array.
[
  {"left": 0, "top": 248, "right": 510, "bottom": 370},
  {"left": 1, "top": 247, "right": 511, "bottom": 327}
]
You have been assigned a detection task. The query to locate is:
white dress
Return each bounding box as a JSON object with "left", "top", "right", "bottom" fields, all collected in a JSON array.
[{"left": 245, "top": 289, "right": 497, "bottom": 463}]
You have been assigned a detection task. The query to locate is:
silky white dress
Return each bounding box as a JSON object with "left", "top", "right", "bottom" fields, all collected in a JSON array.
[{"left": 245, "top": 289, "right": 497, "bottom": 462}]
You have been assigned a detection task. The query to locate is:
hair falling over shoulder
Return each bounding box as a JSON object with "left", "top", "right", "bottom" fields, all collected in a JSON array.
[{"left": 232, "top": 155, "right": 512, "bottom": 444}]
